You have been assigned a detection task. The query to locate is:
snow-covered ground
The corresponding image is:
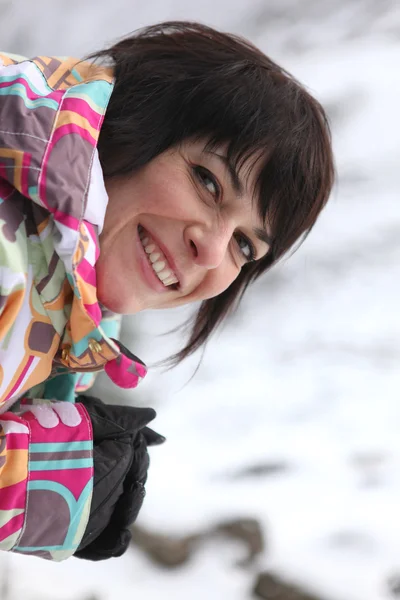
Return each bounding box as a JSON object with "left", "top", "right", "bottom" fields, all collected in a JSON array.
[{"left": 2, "top": 1, "right": 399, "bottom": 599}]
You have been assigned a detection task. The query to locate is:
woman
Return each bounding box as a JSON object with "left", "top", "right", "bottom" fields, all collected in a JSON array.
[{"left": 0, "top": 22, "right": 334, "bottom": 562}]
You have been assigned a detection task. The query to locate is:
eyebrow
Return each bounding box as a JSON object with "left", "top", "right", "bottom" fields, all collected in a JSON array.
[
  {"left": 253, "top": 227, "right": 272, "bottom": 246},
  {"left": 206, "top": 151, "right": 272, "bottom": 248},
  {"left": 205, "top": 151, "right": 244, "bottom": 197}
]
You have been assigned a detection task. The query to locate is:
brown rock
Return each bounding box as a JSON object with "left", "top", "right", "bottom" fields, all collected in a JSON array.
[
  {"left": 131, "top": 524, "right": 199, "bottom": 568},
  {"left": 131, "top": 516, "right": 265, "bottom": 569},
  {"left": 253, "top": 572, "right": 324, "bottom": 600},
  {"left": 388, "top": 573, "right": 400, "bottom": 597},
  {"left": 216, "top": 518, "right": 265, "bottom": 566},
  {"left": 228, "top": 462, "right": 290, "bottom": 480}
]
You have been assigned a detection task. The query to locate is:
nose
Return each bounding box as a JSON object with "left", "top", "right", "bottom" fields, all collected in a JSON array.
[{"left": 184, "top": 220, "right": 233, "bottom": 269}]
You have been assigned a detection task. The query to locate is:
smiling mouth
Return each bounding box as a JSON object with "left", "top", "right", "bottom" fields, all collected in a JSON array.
[{"left": 138, "top": 225, "right": 180, "bottom": 288}]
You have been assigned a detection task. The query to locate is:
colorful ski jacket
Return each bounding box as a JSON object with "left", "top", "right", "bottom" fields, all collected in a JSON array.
[{"left": 0, "top": 53, "right": 147, "bottom": 559}]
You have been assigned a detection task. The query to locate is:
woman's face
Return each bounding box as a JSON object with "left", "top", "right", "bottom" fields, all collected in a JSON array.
[{"left": 96, "top": 139, "right": 271, "bottom": 314}]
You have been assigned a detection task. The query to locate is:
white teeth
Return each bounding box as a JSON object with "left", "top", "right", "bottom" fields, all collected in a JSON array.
[
  {"left": 152, "top": 260, "right": 165, "bottom": 273},
  {"left": 149, "top": 252, "right": 160, "bottom": 263},
  {"left": 158, "top": 269, "right": 172, "bottom": 281},
  {"left": 163, "top": 276, "right": 178, "bottom": 285},
  {"left": 139, "top": 228, "right": 179, "bottom": 287}
]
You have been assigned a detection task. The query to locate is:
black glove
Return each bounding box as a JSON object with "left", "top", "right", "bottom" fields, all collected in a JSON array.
[{"left": 74, "top": 395, "right": 165, "bottom": 561}]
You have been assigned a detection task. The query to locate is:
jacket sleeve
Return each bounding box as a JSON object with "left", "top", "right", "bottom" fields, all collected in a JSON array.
[
  {"left": 0, "top": 264, "right": 26, "bottom": 343},
  {"left": 0, "top": 400, "right": 93, "bottom": 561},
  {"left": 0, "top": 207, "right": 30, "bottom": 405}
]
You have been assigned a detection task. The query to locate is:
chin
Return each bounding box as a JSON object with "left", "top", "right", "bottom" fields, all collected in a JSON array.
[
  {"left": 100, "top": 287, "right": 147, "bottom": 316},
  {"left": 97, "top": 284, "right": 124, "bottom": 315},
  {"left": 96, "top": 268, "right": 125, "bottom": 314}
]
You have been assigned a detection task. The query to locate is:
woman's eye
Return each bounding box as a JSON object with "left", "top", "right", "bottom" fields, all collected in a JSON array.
[
  {"left": 234, "top": 233, "right": 256, "bottom": 262},
  {"left": 193, "top": 166, "right": 220, "bottom": 199}
]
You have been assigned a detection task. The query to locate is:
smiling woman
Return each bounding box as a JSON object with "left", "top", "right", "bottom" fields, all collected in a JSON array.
[
  {"left": 93, "top": 21, "right": 335, "bottom": 361},
  {"left": 0, "top": 20, "right": 334, "bottom": 563}
]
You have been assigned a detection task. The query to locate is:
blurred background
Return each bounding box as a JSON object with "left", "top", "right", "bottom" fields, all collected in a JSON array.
[{"left": 1, "top": 0, "right": 400, "bottom": 598}]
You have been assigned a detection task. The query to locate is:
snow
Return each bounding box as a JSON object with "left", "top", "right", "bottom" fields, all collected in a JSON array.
[{"left": 2, "top": 1, "right": 400, "bottom": 599}]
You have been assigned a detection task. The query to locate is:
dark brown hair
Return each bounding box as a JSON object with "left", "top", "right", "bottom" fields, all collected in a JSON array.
[{"left": 91, "top": 21, "right": 335, "bottom": 363}]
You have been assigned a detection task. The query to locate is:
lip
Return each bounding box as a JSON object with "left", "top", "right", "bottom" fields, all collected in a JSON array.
[{"left": 136, "top": 225, "right": 183, "bottom": 292}]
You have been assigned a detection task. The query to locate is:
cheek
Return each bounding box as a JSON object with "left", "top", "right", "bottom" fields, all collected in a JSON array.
[
  {"left": 139, "top": 164, "right": 195, "bottom": 218},
  {"left": 195, "top": 262, "right": 239, "bottom": 301}
]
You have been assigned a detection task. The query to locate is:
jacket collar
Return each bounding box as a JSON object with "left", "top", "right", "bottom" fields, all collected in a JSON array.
[{"left": 0, "top": 54, "right": 147, "bottom": 388}]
